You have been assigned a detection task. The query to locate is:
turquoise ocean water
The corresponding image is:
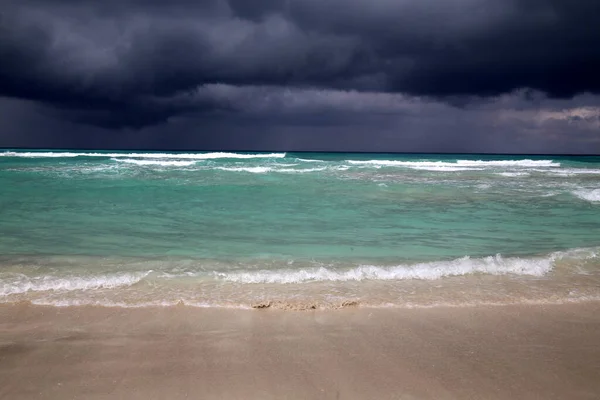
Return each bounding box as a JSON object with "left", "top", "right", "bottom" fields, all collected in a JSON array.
[{"left": 1, "top": 150, "right": 599, "bottom": 309}]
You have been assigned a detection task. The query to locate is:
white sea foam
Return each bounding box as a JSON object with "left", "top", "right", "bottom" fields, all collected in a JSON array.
[
  {"left": 26, "top": 298, "right": 248, "bottom": 309},
  {"left": 347, "top": 159, "right": 559, "bottom": 168},
  {"left": 112, "top": 158, "right": 197, "bottom": 167},
  {"left": 19, "top": 295, "right": 600, "bottom": 309},
  {"left": 217, "top": 166, "right": 327, "bottom": 174},
  {"left": 369, "top": 296, "right": 600, "bottom": 310},
  {"left": 217, "top": 166, "right": 272, "bottom": 173},
  {"left": 0, "top": 272, "right": 150, "bottom": 296},
  {"left": 216, "top": 254, "right": 554, "bottom": 284},
  {"left": 296, "top": 158, "right": 326, "bottom": 163},
  {"left": 548, "top": 169, "right": 600, "bottom": 177},
  {"left": 2, "top": 248, "right": 597, "bottom": 309},
  {"left": 277, "top": 167, "right": 327, "bottom": 173},
  {"left": 0, "top": 151, "right": 286, "bottom": 160},
  {"left": 409, "top": 166, "right": 482, "bottom": 172},
  {"left": 455, "top": 159, "right": 559, "bottom": 167},
  {"left": 498, "top": 172, "right": 530, "bottom": 177},
  {"left": 573, "top": 189, "right": 600, "bottom": 202}
]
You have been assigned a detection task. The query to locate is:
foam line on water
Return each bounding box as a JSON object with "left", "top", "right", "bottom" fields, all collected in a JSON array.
[
  {"left": 347, "top": 159, "right": 560, "bottom": 168},
  {"left": 217, "top": 166, "right": 272, "bottom": 173},
  {"left": 216, "top": 254, "right": 555, "bottom": 284},
  {"left": 278, "top": 167, "right": 327, "bottom": 173},
  {"left": 0, "top": 271, "right": 150, "bottom": 296},
  {"left": 21, "top": 295, "right": 600, "bottom": 310},
  {"left": 296, "top": 158, "right": 326, "bottom": 163},
  {"left": 0, "top": 151, "right": 286, "bottom": 159},
  {"left": 408, "top": 166, "right": 482, "bottom": 172},
  {"left": 112, "top": 158, "right": 197, "bottom": 166},
  {"left": 217, "top": 166, "right": 328, "bottom": 173},
  {"left": 573, "top": 189, "right": 600, "bottom": 202},
  {"left": 497, "top": 172, "right": 530, "bottom": 177}
]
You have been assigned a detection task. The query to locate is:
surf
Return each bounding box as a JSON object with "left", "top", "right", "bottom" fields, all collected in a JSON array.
[{"left": 0, "top": 151, "right": 286, "bottom": 159}]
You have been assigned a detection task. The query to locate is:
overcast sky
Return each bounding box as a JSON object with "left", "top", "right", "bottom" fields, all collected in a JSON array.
[{"left": 1, "top": 0, "right": 599, "bottom": 153}]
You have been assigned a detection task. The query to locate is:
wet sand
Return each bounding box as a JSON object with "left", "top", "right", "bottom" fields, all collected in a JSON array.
[{"left": 1, "top": 303, "right": 600, "bottom": 400}]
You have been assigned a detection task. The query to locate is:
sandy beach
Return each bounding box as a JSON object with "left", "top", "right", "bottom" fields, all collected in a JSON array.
[{"left": 0, "top": 303, "right": 599, "bottom": 399}]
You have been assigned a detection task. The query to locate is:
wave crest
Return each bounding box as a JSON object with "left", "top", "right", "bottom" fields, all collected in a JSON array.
[
  {"left": 0, "top": 272, "right": 150, "bottom": 296},
  {"left": 347, "top": 159, "right": 559, "bottom": 168},
  {"left": 112, "top": 158, "right": 196, "bottom": 166},
  {"left": 573, "top": 189, "right": 600, "bottom": 202},
  {"left": 1, "top": 151, "right": 286, "bottom": 160},
  {"left": 216, "top": 254, "right": 554, "bottom": 284}
]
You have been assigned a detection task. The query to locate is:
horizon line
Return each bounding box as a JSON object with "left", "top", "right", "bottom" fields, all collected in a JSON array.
[{"left": 1, "top": 147, "right": 599, "bottom": 157}]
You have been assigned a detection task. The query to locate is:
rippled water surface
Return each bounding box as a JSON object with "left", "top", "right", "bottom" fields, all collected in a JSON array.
[{"left": 1, "top": 150, "right": 599, "bottom": 308}]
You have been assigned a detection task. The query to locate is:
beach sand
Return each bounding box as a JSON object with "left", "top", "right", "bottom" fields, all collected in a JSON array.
[{"left": 1, "top": 303, "right": 599, "bottom": 400}]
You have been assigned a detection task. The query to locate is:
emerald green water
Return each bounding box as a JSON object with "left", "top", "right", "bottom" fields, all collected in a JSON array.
[{"left": 1, "top": 150, "right": 599, "bottom": 308}]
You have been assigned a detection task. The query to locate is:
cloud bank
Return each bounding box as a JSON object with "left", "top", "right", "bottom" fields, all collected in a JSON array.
[{"left": 1, "top": 0, "right": 599, "bottom": 152}]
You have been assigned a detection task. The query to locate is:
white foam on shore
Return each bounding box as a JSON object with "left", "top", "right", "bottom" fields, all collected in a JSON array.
[
  {"left": 369, "top": 296, "right": 600, "bottom": 310},
  {"left": 0, "top": 272, "right": 150, "bottom": 296},
  {"left": 216, "top": 254, "right": 554, "bottom": 284},
  {"left": 15, "top": 295, "right": 600, "bottom": 310},
  {"left": 1, "top": 151, "right": 286, "bottom": 160},
  {"left": 26, "top": 298, "right": 251, "bottom": 309},
  {"left": 573, "top": 189, "right": 600, "bottom": 202}
]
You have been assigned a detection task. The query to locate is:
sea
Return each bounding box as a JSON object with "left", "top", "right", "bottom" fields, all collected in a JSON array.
[{"left": 1, "top": 150, "right": 599, "bottom": 309}]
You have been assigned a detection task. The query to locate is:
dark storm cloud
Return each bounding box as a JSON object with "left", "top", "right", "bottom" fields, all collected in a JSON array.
[
  {"left": 0, "top": 0, "right": 599, "bottom": 155},
  {"left": 1, "top": 0, "right": 600, "bottom": 130},
  {"left": 3, "top": 88, "right": 598, "bottom": 153}
]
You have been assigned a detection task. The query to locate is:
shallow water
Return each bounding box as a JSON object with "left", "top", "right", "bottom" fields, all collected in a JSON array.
[{"left": 1, "top": 150, "right": 599, "bottom": 308}]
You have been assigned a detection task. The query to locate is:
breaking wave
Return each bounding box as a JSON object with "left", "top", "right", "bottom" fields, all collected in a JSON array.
[
  {"left": 0, "top": 272, "right": 150, "bottom": 296},
  {"left": 498, "top": 172, "right": 530, "bottom": 177},
  {"left": 347, "top": 159, "right": 560, "bottom": 168},
  {"left": 217, "top": 166, "right": 327, "bottom": 174},
  {"left": 112, "top": 158, "right": 197, "bottom": 167},
  {"left": 573, "top": 189, "right": 600, "bottom": 202},
  {"left": 217, "top": 166, "right": 272, "bottom": 173},
  {"left": 216, "top": 253, "right": 555, "bottom": 284},
  {"left": 0, "top": 151, "right": 286, "bottom": 160}
]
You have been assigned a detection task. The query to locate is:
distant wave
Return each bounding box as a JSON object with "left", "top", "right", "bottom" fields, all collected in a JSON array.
[
  {"left": 217, "top": 166, "right": 327, "bottom": 174},
  {"left": 112, "top": 158, "right": 197, "bottom": 166},
  {"left": 573, "top": 189, "right": 600, "bottom": 202},
  {"left": 409, "top": 166, "right": 482, "bottom": 172},
  {"left": 347, "top": 159, "right": 560, "bottom": 168},
  {"left": 278, "top": 167, "right": 327, "bottom": 173},
  {"left": 548, "top": 169, "right": 600, "bottom": 176},
  {"left": 296, "top": 158, "right": 326, "bottom": 163},
  {"left": 217, "top": 166, "right": 272, "bottom": 173},
  {"left": 497, "top": 172, "right": 530, "bottom": 177},
  {"left": 0, "top": 151, "right": 286, "bottom": 160},
  {"left": 215, "top": 253, "right": 556, "bottom": 284}
]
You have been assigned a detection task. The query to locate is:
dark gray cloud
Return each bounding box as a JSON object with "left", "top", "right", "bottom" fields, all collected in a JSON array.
[
  {"left": 3, "top": 89, "right": 599, "bottom": 153},
  {"left": 0, "top": 0, "right": 599, "bottom": 152}
]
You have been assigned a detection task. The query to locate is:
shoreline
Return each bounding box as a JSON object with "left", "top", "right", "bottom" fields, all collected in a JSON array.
[
  {"left": 1, "top": 302, "right": 600, "bottom": 399},
  {"left": 4, "top": 294, "right": 600, "bottom": 310}
]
